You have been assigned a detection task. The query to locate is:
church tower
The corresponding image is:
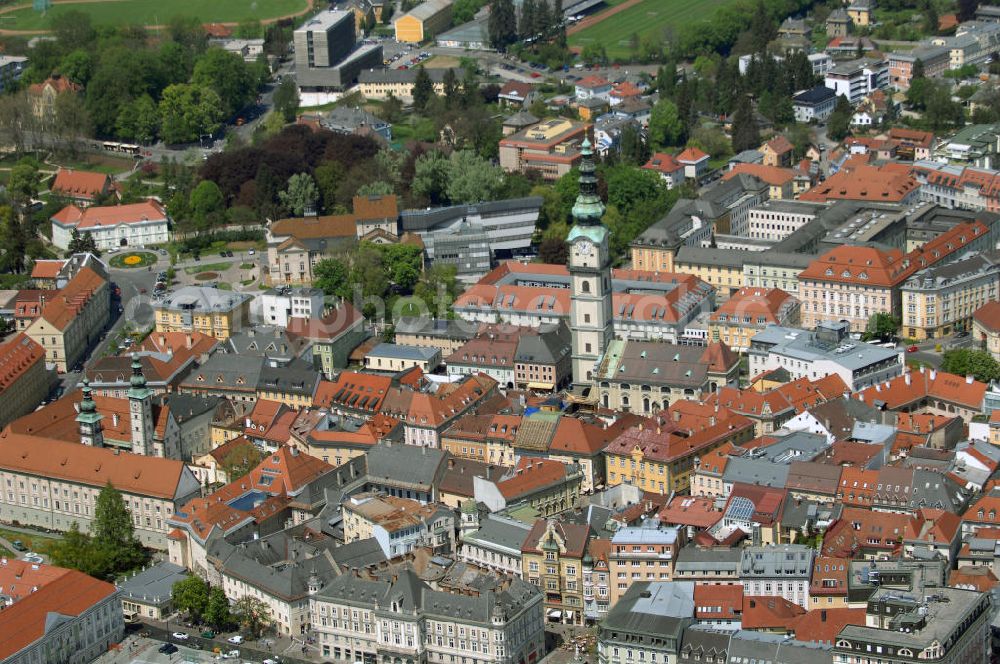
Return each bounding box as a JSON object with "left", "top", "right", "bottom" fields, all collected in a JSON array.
[
  {"left": 568, "top": 138, "right": 614, "bottom": 387},
  {"left": 76, "top": 379, "right": 104, "bottom": 447},
  {"left": 127, "top": 354, "right": 154, "bottom": 456}
]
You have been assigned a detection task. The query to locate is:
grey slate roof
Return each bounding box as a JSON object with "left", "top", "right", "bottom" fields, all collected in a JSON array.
[
  {"left": 674, "top": 545, "right": 742, "bottom": 572},
  {"left": 365, "top": 442, "right": 446, "bottom": 491},
  {"left": 166, "top": 394, "right": 221, "bottom": 424},
  {"left": 600, "top": 582, "right": 694, "bottom": 640},
  {"left": 463, "top": 514, "right": 532, "bottom": 553},
  {"left": 368, "top": 343, "right": 441, "bottom": 361},
  {"left": 315, "top": 568, "right": 540, "bottom": 622},
  {"left": 117, "top": 561, "right": 188, "bottom": 604},
  {"left": 180, "top": 353, "right": 263, "bottom": 391},
  {"left": 727, "top": 630, "right": 833, "bottom": 663}
]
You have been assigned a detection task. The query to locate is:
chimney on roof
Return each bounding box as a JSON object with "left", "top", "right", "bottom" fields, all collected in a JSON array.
[
  {"left": 186, "top": 334, "right": 193, "bottom": 350},
  {"left": 930, "top": 369, "right": 937, "bottom": 380},
  {"left": 112, "top": 413, "right": 119, "bottom": 427},
  {"left": 967, "top": 374, "right": 974, "bottom": 384},
  {"left": 905, "top": 372, "right": 911, "bottom": 386}
]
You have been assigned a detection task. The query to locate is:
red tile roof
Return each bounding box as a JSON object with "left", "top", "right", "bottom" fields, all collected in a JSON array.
[
  {"left": 287, "top": 302, "right": 364, "bottom": 341},
  {"left": 29, "top": 259, "right": 65, "bottom": 280},
  {"left": 496, "top": 458, "right": 576, "bottom": 500},
  {"left": 790, "top": 608, "right": 867, "bottom": 645},
  {"left": 974, "top": 300, "right": 1000, "bottom": 333},
  {"left": 0, "top": 430, "right": 190, "bottom": 499},
  {"left": 313, "top": 372, "right": 392, "bottom": 411},
  {"left": 856, "top": 369, "right": 987, "bottom": 411},
  {"left": 822, "top": 507, "right": 916, "bottom": 557},
  {"left": 521, "top": 518, "right": 590, "bottom": 558},
  {"left": 723, "top": 164, "right": 796, "bottom": 187},
  {"left": 0, "top": 566, "right": 117, "bottom": 660},
  {"left": 949, "top": 566, "right": 1000, "bottom": 592},
  {"left": 764, "top": 135, "right": 794, "bottom": 155},
  {"left": 810, "top": 556, "right": 849, "bottom": 596},
  {"left": 27, "top": 75, "right": 80, "bottom": 96},
  {"left": 799, "top": 163, "right": 918, "bottom": 203},
  {"left": 51, "top": 199, "right": 167, "bottom": 229},
  {"left": 742, "top": 595, "right": 805, "bottom": 629},
  {"left": 172, "top": 445, "right": 332, "bottom": 539},
  {"left": 658, "top": 495, "right": 723, "bottom": 529},
  {"left": 643, "top": 152, "right": 683, "bottom": 175},
  {"left": 799, "top": 245, "right": 912, "bottom": 288},
  {"left": 710, "top": 287, "right": 797, "bottom": 325},
  {"left": 51, "top": 168, "right": 111, "bottom": 201},
  {"left": 576, "top": 75, "right": 610, "bottom": 89},
  {"left": 693, "top": 584, "right": 743, "bottom": 621},
  {"left": 676, "top": 147, "right": 709, "bottom": 163},
  {"left": 33, "top": 266, "right": 106, "bottom": 332},
  {"left": 0, "top": 333, "right": 45, "bottom": 393},
  {"left": 605, "top": 415, "right": 755, "bottom": 464}
]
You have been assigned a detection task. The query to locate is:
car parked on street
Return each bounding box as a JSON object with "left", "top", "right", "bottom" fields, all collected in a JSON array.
[{"left": 172, "top": 632, "right": 189, "bottom": 640}]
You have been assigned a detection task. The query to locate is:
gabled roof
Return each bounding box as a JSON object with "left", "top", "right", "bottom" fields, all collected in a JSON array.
[
  {"left": 51, "top": 168, "right": 111, "bottom": 200},
  {"left": 723, "top": 163, "right": 796, "bottom": 187},
  {"left": 643, "top": 152, "right": 683, "bottom": 175},
  {"left": 856, "top": 369, "right": 987, "bottom": 411},
  {"left": 29, "top": 259, "right": 65, "bottom": 280},
  {"left": 32, "top": 266, "right": 105, "bottom": 331},
  {"left": 495, "top": 458, "right": 576, "bottom": 500},
  {"left": 51, "top": 199, "right": 167, "bottom": 229},
  {"left": 0, "top": 333, "right": 45, "bottom": 392},
  {"left": 741, "top": 595, "right": 805, "bottom": 629},
  {"left": 764, "top": 135, "right": 794, "bottom": 155},
  {"left": 974, "top": 300, "right": 1000, "bottom": 332},
  {"left": 521, "top": 518, "right": 590, "bottom": 557},
  {"left": 0, "top": 430, "right": 192, "bottom": 499},
  {"left": 790, "top": 608, "right": 866, "bottom": 645},
  {"left": 676, "top": 147, "right": 709, "bottom": 163},
  {"left": 0, "top": 566, "right": 117, "bottom": 660}
]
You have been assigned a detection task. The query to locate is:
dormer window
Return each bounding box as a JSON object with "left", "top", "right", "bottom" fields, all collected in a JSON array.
[{"left": 825, "top": 268, "right": 833, "bottom": 276}]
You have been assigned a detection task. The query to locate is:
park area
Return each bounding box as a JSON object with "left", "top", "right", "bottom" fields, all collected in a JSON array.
[
  {"left": 0, "top": 0, "right": 310, "bottom": 32},
  {"left": 568, "top": 0, "right": 739, "bottom": 60}
]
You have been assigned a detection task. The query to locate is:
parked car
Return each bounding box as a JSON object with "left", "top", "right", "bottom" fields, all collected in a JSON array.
[
  {"left": 221, "top": 649, "right": 240, "bottom": 659},
  {"left": 159, "top": 643, "right": 178, "bottom": 654},
  {"left": 955, "top": 330, "right": 970, "bottom": 338},
  {"left": 201, "top": 630, "right": 215, "bottom": 639},
  {"left": 907, "top": 345, "right": 919, "bottom": 353},
  {"left": 227, "top": 635, "right": 243, "bottom": 644},
  {"left": 172, "top": 632, "right": 189, "bottom": 640},
  {"left": 11, "top": 540, "right": 26, "bottom": 552}
]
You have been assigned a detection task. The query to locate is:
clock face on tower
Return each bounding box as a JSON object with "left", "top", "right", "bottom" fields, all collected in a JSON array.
[{"left": 577, "top": 240, "right": 593, "bottom": 257}]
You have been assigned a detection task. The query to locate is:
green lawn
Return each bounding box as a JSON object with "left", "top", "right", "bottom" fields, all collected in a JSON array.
[
  {"left": 0, "top": 527, "right": 62, "bottom": 556},
  {"left": 569, "top": 0, "right": 740, "bottom": 59},
  {"left": 184, "top": 261, "right": 231, "bottom": 274},
  {"left": 2, "top": 0, "right": 308, "bottom": 30}
]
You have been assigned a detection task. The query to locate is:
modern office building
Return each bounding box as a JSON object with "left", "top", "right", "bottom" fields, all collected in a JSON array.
[{"left": 293, "top": 10, "right": 383, "bottom": 97}]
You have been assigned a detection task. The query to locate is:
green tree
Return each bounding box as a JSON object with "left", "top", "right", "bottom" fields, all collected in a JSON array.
[
  {"left": 445, "top": 151, "right": 505, "bottom": 203},
  {"left": 412, "top": 151, "right": 451, "bottom": 205},
  {"left": 749, "top": 0, "right": 776, "bottom": 53},
  {"left": 0, "top": 206, "right": 27, "bottom": 273},
  {"left": 924, "top": 2, "right": 939, "bottom": 34},
  {"left": 273, "top": 77, "right": 300, "bottom": 122},
  {"left": 912, "top": 58, "right": 926, "bottom": 81},
  {"left": 730, "top": 95, "right": 760, "bottom": 153},
  {"left": 189, "top": 180, "right": 225, "bottom": 230},
  {"left": 415, "top": 263, "right": 459, "bottom": 314},
  {"left": 488, "top": 0, "right": 518, "bottom": 51},
  {"left": 116, "top": 95, "right": 160, "bottom": 144},
  {"left": 958, "top": 0, "right": 980, "bottom": 22},
  {"left": 51, "top": 10, "right": 96, "bottom": 47},
  {"left": 863, "top": 312, "right": 900, "bottom": 341},
  {"left": 159, "top": 84, "right": 223, "bottom": 145},
  {"left": 92, "top": 481, "right": 146, "bottom": 576},
  {"left": 520, "top": 0, "right": 538, "bottom": 37},
  {"left": 538, "top": 237, "right": 568, "bottom": 264},
  {"left": 619, "top": 123, "right": 650, "bottom": 165},
  {"left": 220, "top": 444, "right": 263, "bottom": 482},
  {"left": 65, "top": 228, "right": 100, "bottom": 258},
  {"left": 357, "top": 181, "right": 394, "bottom": 196},
  {"left": 351, "top": 245, "right": 390, "bottom": 299},
  {"left": 233, "top": 596, "right": 270, "bottom": 638},
  {"left": 278, "top": 173, "right": 320, "bottom": 217},
  {"left": 412, "top": 65, "right": 435, "bottom": 113},
  {"left": 192, "top": 48, "right": 255, "bottom": 117},
  {"left": 204, "top": 586, "right": 234, "bottom": 631},
  {"left": 648, "top": 98, "right": 685, "bottom": 148},
  {"left": 58, "top": 49, "right": 94, "bottom": 86},
  {"left": 7, "top": 160, "right": 40, "bottom": 208},
  {"left": 827, "top": 94, "right": 854, "bottom": 142},
  {"left": 172, "top": 576, "right": 210, "bottom": 622},
  {"left": 314, "top": 161, "right": 345, "bottom": 213},
  {"left": 941, "top": 348, "right": 1000, "bottom": 383},
  {"left": 47, "top": 522, "right": 102, "bottom": 577},
  {"left": 442, "top": 68, "right": 459, "bottom": 108},
  {"left": 313, "top": 258, "right": 352, "bottom": 299}
]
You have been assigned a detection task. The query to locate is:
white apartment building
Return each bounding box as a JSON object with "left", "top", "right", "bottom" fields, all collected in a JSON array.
[
  {"left": 824, "top": 57, "right": 889, "bottom": 104},
  {"left": 310, "top": 570, "right": 545, "bottom": 664},
  {"left": 259, "top": 287, "right": 326, "bottom": 327},
  {"left": 739, "top": 545, "right": 814, "bottom": 608},
  {"left": 459, "top": 513, "right": 532, "bottom": 578},
  {"left": 746, "top": 201, "right": 824, "bottom": 241},
  {"left": 749, "top": 322, "right": 903, "bottom": 391}
]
